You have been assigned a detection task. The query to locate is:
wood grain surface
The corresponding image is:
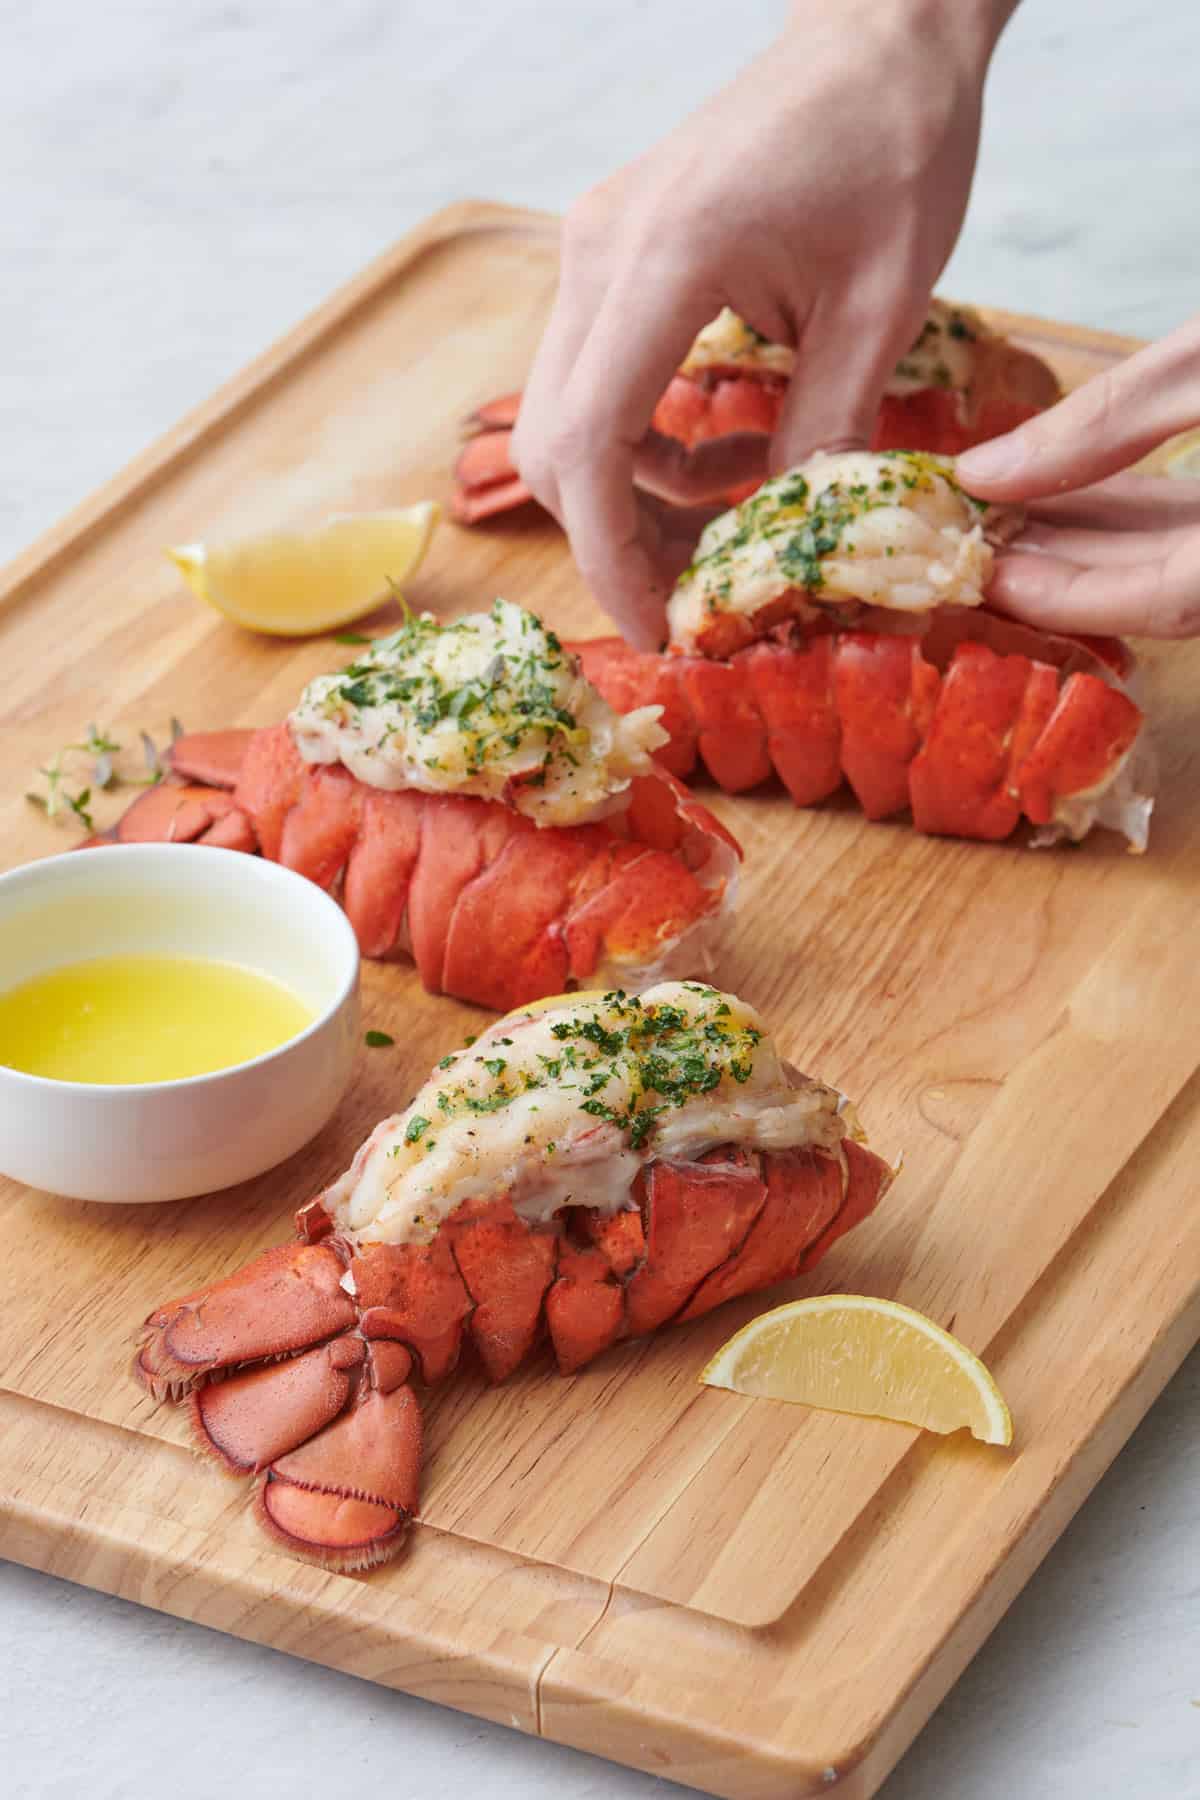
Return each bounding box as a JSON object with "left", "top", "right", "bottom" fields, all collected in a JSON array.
[{"left": 1, "top": 201, "right": 1198, "bottom": 1799}]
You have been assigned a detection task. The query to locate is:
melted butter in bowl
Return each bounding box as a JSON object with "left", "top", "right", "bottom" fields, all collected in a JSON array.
[
  {"left": 0, "top": 952, "right": 314, "bottom": 1085},
  {"left": 0, "top": 844, "right": 359, "bottom": 1202}
]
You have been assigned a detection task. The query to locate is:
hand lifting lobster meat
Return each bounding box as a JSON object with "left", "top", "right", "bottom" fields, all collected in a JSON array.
[
  {"left": 452, "top": 298, "right": 1061, "bottom": 523},
  {"left": 135, "top": 982, "right": 895, "bottom": 1571},
  {"left": 570, "top": 450, "right": 1154, "bottom": 849},
  {"left": 88, "top": 602, "right": 740, "bottom": 1010}
]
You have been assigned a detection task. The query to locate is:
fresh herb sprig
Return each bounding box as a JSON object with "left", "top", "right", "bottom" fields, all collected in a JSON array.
[{"left": 26, "top": 718, "right": 185, "bottom": 833}]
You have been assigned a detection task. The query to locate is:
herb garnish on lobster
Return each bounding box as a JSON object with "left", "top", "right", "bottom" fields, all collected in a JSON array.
[
  {"left": 89, "top": 602, "right": 741, "bottom": 1010},
  {"left": 451, "top": 299, "right": 1060, "bottom": 522},
  {"left": 135, "top": 982, "right": 895, "bottom": 1571},
  {"left": 571, "top": 451, "right": 1153, "bottom": 850}
]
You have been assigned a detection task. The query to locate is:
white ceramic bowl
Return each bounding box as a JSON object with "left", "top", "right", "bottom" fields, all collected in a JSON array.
[{"left": 0, "top": 844, "right": 360, "bottom": 1202}]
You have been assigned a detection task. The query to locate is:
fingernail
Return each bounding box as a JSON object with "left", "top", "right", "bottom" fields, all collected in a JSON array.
[
  {"left": 815, "top": 435, "right": 869, "bottom": 456},
  {"left": 956, "top": 436, "right": 1028, "bottom": 485}
]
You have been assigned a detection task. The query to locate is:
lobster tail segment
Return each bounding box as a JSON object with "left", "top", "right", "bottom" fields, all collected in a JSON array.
[
  {"left": 450, "top": 393, "right": 532, "bottom": 521},
  {"left": 136, "top": 1246, "right": 424, "bottom": 1574},
  {"left": 135, "top": 1241, "right": 357, "bottom": 1398},
  {"left": 258, "top": 1382, "right": 422, "bottom": 1573},
  {"left": 134, "top": 984, "right": 896, "bottom": 1571}
]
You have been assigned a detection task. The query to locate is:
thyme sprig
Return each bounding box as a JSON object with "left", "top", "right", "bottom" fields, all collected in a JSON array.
[{"left": 26, "top": 718, "right": 186, "bottom": 833}]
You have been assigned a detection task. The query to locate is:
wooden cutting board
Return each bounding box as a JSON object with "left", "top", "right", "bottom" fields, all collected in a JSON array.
[{"left": 1, "top": 201, "right": 1198, "bottom": 1800}]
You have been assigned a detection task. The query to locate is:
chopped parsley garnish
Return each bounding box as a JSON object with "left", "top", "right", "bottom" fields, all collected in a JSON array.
[
  {"left": 463, "top": 1091, "right": 515, "bottom": 1115},
  {"left": 298, "top": 599, "right": 589, "bottom": 786},
  {"left": 404, "top": 1114, "right": 431, "bottom": 1144},
  {"left": 365, "top": 1029, "right": 395, "bottom": 1048},
  {"left": 410, "top": 987, "right": 762, "bottom": 1159},
  {"left": 679, "top": 449, "right": 974, "bottom": 606}
]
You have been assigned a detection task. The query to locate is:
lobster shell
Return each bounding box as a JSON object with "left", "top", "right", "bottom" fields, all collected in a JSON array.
[
  {"left": 570, "top": 613, "right": 1151, "bottom": 850},
  {"left": 87, "top": 722, "right": 741, "bottom": 1012},
  {"left": 451, "top": 328, "right": 1060, "bottom": 522},
  {"left": 135, "top": 1133, "right": 894, "bottom": 1571}
]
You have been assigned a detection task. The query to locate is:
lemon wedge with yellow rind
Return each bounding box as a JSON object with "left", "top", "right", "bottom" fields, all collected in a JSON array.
[
  {"left": 168, "top": 503, "right": 440, "bottom": 636},
  {"left": 700, "top": 1293, "right": 1013, "bottom": 1445}
]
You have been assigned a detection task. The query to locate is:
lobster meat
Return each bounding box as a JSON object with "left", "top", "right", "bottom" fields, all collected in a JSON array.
[
  {"left": 452, "top": 299, "right": 1061, "bottom": 523},
  {"left": 571, "top": 451, "right": 1153, "bottom": 848},
  {"left": 666, "top": 448, "right": 1021, "bottom": 657},
  {"left": 135, "top": 983, "right": 895, "bottom": 1571},
  {"left": 88, "top": 604, "right": 741, "bottom": 1010}
]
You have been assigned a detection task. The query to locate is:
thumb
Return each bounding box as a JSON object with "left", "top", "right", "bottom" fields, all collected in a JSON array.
[{"left": 958, "top": 313, "right": 1200, "bottom": 500}]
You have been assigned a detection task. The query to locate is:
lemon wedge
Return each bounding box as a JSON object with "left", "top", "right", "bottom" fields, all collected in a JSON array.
[
  {"left": 700, "top": 1293, "right": 1013, "bottom": 1445},
  {"left": 168, "top": 503, "right": 440, "bottom": 636}
]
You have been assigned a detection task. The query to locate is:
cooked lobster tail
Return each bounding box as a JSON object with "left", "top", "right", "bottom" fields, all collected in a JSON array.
[
  {"left": 451, "top": 305, "right": 1060, "bottom": 523},
  {"left": 136, "top": 1137, "right": 894, "bottom": 1571},
  {"left": 569, "top": 615, "right": 1150, "bottom": 850},
  {"left": 92, "top": 725, "right": 741, "bottom": 1011}
]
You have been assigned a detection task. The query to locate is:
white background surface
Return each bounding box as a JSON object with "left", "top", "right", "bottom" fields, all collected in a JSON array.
[{"left": 3, "top": 3, "right": 1199, "bottom": 1796}]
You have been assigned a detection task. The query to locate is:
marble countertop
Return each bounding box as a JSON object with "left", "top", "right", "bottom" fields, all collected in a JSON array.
[{"left": 3, "top": 3, "right": 1198, "bottom": 1795}]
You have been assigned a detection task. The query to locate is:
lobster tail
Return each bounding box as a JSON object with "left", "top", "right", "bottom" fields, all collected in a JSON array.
[
  {"left": 570, "top": 617, "right": 1150, "bottom": 850},
  {"left": 87, "top": 724, "right": 740, "bottom": 1012},
  {"left": 451, "top": 303, "right": 1059, "bottom": 522},
  {"left": 135, "top": 1135, "right": 893, "bottom": 1570}
]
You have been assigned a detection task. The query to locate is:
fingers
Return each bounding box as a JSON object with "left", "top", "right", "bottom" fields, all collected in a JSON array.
[
  {"left": 548, "top": 472, "right": 711, "bottom": 650},
  {"left": 767, "top": 284, "right": 928, "bottom": 472},
  {"left": 1023, "top": 471, "right": 1200, "bottom": 531},
  {"left": 511, "top": 264, "right": 607, "bottom": 525},
  {"left": 1015, "top": 520, "right": 1200, "bottom": 567},
  {"left": 987, "top": 532, "right": 1200, "bottom": 639},
  {"left": 549, "top": 274, "right": 719, "bottom": 645},
  {"left": 958, "top": 314, "right": 1200, "bottom": 500}
]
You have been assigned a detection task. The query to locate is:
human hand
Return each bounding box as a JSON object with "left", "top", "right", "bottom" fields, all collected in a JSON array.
[
  {"left": 957, "top": 314, "right": 1200, "bottom": 638},
  {"left": 511, "top": 0, "right": 1016, "bottom": 647}
]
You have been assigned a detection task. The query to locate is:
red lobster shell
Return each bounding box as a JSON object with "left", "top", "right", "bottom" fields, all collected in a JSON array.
[
  {"left": 569, "top": 613, "right": 1151, "bottom": 849},
  {"left": 451, "top": 312, "right": 1060, "bottom": 523},
  {"left": 87, "top": 724, "right": 740, "bottom": 1011},
  {"left": 136, "top": 1131, "right": 893, "bottom": 1571}
]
